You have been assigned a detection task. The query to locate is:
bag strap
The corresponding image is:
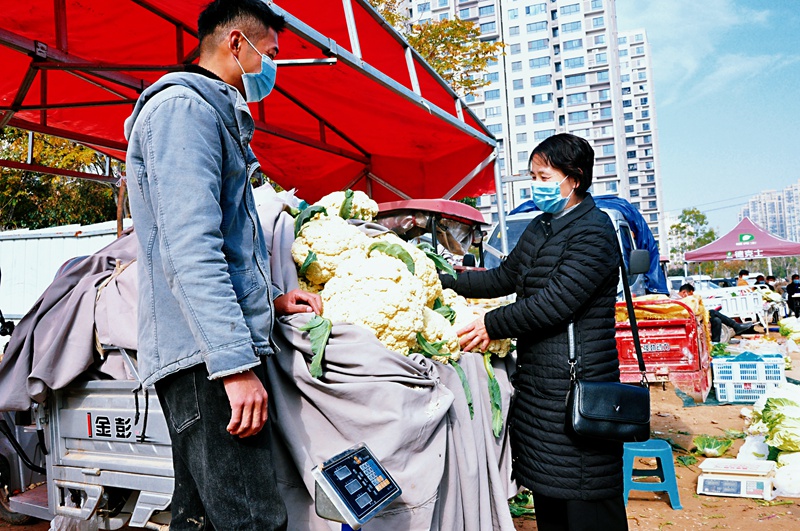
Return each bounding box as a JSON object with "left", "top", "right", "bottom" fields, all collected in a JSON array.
[
  {"left": 617, "top": 241, "right": 648, "bottom": 385},
  {"left": 567, "top": 322, "right": 577, "bottom": 382},
  {"left": 568, "top": 244, "right": 648, "bottom": 386}
]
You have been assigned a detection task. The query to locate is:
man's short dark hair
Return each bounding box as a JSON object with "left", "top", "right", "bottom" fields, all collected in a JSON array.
[
  {"left": 679, "top": 283, "right": 694, "bottom": 293},
  {"left": 767, "top": 276, "right": 776, "bottom": 281},
  {"left": 198, "top": 0, "right": 286, "bottom": 47},
  {"left": 738, "top": 269, "right": 749, "bottom": 277},
  {"left": 793, "top": 274, "right": 800, "bottom": 280},
  {"left": 528, "top": 133, "right": 593, "bottom": 196}
]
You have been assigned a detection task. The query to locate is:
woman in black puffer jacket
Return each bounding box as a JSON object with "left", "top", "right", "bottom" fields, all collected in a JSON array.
[{"left": 442, "top": 134, "right": 626, "bottom": 531}]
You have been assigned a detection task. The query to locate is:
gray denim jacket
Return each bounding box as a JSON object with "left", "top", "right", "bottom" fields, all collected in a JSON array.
[{"left": 124, "top": 71, "right": 279, "bottom": 386}]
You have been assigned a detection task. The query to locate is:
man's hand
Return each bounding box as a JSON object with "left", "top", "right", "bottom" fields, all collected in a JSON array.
[
  {"left": 222, "top": 370, "right": 268, "bottom": 438},
  {"left": 274, "top": 288, "right": 322, "bottom": 316},
  {"left": 456, "top": 314, "right": 491, "bottom": 353}
]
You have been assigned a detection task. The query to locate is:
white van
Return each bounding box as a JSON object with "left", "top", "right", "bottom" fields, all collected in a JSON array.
[{"left": 668, "top": 275, "right": 721, "bottom": 293}]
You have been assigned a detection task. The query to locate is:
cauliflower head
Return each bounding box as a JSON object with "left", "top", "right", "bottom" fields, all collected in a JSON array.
[
  {"left": 313, "top": 190, "right": 379, "bottom": 221},
  {"left": 298, "top": 277, "right": 323, "bottom": 295},
  {"left": 292, "top": 215, "right": 371, "bottom": 285},
  {"left": 374, "top": 232, "right": 442, "bottom": 307},
  {"left": 444, "top": 289, "right": 512, "bottom": 357},
  {"left": 321, "top": 254, "right": 426, "bottom": 355},
  {"left": 420, "top": 306, "right": 461, "bottom": 363}
]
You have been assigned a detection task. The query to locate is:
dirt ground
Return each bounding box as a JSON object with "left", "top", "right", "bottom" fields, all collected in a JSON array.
[
  {"left": 514, "top": 333, "right": 800, "bottom": 531},
  {"left": 514, "top": 384, "right": 800, "bottom": 530},
  {"left": 4, "top": 337, "right": 799, "bottom": 531}
]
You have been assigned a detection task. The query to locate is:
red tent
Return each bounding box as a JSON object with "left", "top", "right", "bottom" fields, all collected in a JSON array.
[
  {"left": 0, "top": 1, "right": 497, "bottom": 202},
  {"left": 684, "top": 217, "right": 800, "bottom": 262}
]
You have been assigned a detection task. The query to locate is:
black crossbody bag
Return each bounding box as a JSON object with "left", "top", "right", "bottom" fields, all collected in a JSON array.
[{"left": 564, "top": 243, "right": 650, "bottom": 442}]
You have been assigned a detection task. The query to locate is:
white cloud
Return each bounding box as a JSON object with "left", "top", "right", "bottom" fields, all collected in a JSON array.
[
  {"left": 615, "top": 0, "right": 773, "bottom": 106},
  {"left": 689, "top": 54, "right": 800, "bottom": 103}
]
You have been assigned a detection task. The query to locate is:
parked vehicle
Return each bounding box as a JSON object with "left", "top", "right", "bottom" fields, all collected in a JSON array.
[
  {"left": 616, "top": 299, "right": 712, "bottom": 402},
  {"left": 710, "top": 278, "right": 735, "bottom": 288},
  {"left": 668, "top": 275, "right": 722, "bottom": 293},
  {"left": 0, "top": 269, "right": 43, "bottom": 525},
  {"left": 374, "top": 199, "right": 488, "bottom": 270},
  {"left": 482, "top": 208, "right": 650, "bottom": 296},
  {"left": 695, "top": 284, "right": 765, "bottom": 328}
]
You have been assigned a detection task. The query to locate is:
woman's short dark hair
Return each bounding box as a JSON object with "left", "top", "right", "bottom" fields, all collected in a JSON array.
[
  {"left": 528, "top": 133, "right": 594, "bottom": 196},
  {"left": 198, "top": 0, "right": 286, "bottom": 46}
]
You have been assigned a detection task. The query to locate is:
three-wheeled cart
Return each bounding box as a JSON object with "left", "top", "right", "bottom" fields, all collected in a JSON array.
[{"left": 616, "top": 299, "right": 712, "bottom": 403}]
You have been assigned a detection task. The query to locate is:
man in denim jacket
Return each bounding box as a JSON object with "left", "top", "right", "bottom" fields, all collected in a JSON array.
[{"left": 124, "top": 1, "right": 320, "bottom": 528}]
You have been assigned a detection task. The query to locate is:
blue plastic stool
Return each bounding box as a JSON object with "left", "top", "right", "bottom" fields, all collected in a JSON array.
[{"left": 623, "top": 439, "right": 682, "bottom": 510}]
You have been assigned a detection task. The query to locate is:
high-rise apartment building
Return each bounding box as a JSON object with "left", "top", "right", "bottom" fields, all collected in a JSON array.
[
  {"left": 739, "top": 179, "right": 800, "bottom": 242},
  {"left": 785, "top": 181, "right": 800, "bottom": 243},
  {"left": 403, "top": 0, "right": 666, "bottom": 250}
]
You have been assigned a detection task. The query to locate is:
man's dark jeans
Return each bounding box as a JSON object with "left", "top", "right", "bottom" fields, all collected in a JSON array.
[
  {"left": 155, "top": 360, "right": 287, "bottom": 530},
  {"left": 709, "top": 309, "right": 739, "bottom": 342}
]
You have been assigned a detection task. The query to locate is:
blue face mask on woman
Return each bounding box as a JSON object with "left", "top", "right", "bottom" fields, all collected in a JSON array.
[
  {"left": 531, "top": 177, "right": 574, "bottom": 214},
  {"left": 233, "top": 33, "right": 277, "bottom": 102}
]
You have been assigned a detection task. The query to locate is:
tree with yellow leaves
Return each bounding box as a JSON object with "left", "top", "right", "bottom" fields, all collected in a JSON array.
[
  {"left": 0, "top": 127, "right": 118, "bottom": 230},
  {"left": 367, "top": 0, "right": 503, "bottom": 96}
]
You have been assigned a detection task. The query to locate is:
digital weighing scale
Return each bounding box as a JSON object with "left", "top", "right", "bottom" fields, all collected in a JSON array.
[
  {"left": 312, "top": 443, "right": 402, "bottom": 529},
  {"left": 697, "top": 458, "right": 776, "bottom": 501}
]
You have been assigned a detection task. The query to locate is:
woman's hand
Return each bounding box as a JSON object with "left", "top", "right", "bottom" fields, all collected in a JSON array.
[
  {"left": 274, "top": 289, "right": 322, "bottom": 316},
  {"left": 457, "top": 314, "right": 491, "bottom": 353}
]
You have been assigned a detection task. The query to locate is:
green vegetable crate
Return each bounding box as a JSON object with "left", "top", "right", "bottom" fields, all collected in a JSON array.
[{"left": 712, "top": 352, "right": 786, "bottom": 403}]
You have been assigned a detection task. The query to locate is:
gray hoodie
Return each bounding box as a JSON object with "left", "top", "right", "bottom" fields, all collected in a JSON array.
[{"left": 124, "top": 71, "right": 278, "bottom": 386}]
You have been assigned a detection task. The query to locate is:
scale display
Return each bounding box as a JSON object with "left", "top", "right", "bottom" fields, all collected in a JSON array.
[
  {"left": 703, "top": 478, "right": 743, "bottom": 495},
  {"left": 313, "top": 443, "right": 401, "bottom": 526},
  {"left": 701, "top": 478, "right": 767, "bottom": 497}
]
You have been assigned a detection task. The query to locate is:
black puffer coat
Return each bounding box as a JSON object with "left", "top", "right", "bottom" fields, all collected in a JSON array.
[{"left": 443, "top": 195, "right": 622, "bottom": 500}]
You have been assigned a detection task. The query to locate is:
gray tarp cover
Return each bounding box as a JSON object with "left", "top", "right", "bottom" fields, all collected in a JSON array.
[
  {"left": 0, "top": 232, "right": 137, "bottom": 410},
  {"left": 0, "top": 186, "right": 516, "bottom": 529},
  {"left": 258, "top": 187, "right": 516, "bottom": 530}
]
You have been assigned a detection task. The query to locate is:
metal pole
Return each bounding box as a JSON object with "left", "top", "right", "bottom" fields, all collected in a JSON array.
[
  {"left": 116, "top": 178, "right": 126, "bottom": 238},
  {"left": 494, "top": 152, "right": 509, "bottom": 255},
  {"left": 767, "top": 256, "right": 773, "bottom": 276},
  {"left": 26, "top": 131, "right": 33, "bottom": 163},
  {"left": 341, "top": 0, "right": 362, "bottom": 60}
]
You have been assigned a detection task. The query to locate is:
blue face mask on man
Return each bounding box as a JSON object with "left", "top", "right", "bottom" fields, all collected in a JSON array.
[
  {"left": 794, "top": 279, "right": 800, "bottom": 285},
  {"left": 531, "top": 177, "right": 574, "bottom": 214},
  {"left": 233, "top": 33, "right": 277, "bottom": 102}
]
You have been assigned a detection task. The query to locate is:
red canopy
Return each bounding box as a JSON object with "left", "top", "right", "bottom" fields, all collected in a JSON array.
[
  {"left": 0, "top": 0, "right": 496, "bottom": 202},
  {"left": 684, "top": 217, "right": 800, "bottom": 262}
]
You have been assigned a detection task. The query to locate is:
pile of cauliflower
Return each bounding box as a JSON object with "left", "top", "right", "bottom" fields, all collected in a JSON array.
[{"left": 291, "top": 190, "right": 511, "bottom": 361}]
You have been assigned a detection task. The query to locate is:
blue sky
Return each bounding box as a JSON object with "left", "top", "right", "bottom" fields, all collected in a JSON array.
[{"left": 615, "top": 0, "right": 800, "bottom": 236}]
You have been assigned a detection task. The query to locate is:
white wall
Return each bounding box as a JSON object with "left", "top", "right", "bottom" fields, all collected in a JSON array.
[{"left": 0, "top": 220, "right": 132, "bottom": 319}]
